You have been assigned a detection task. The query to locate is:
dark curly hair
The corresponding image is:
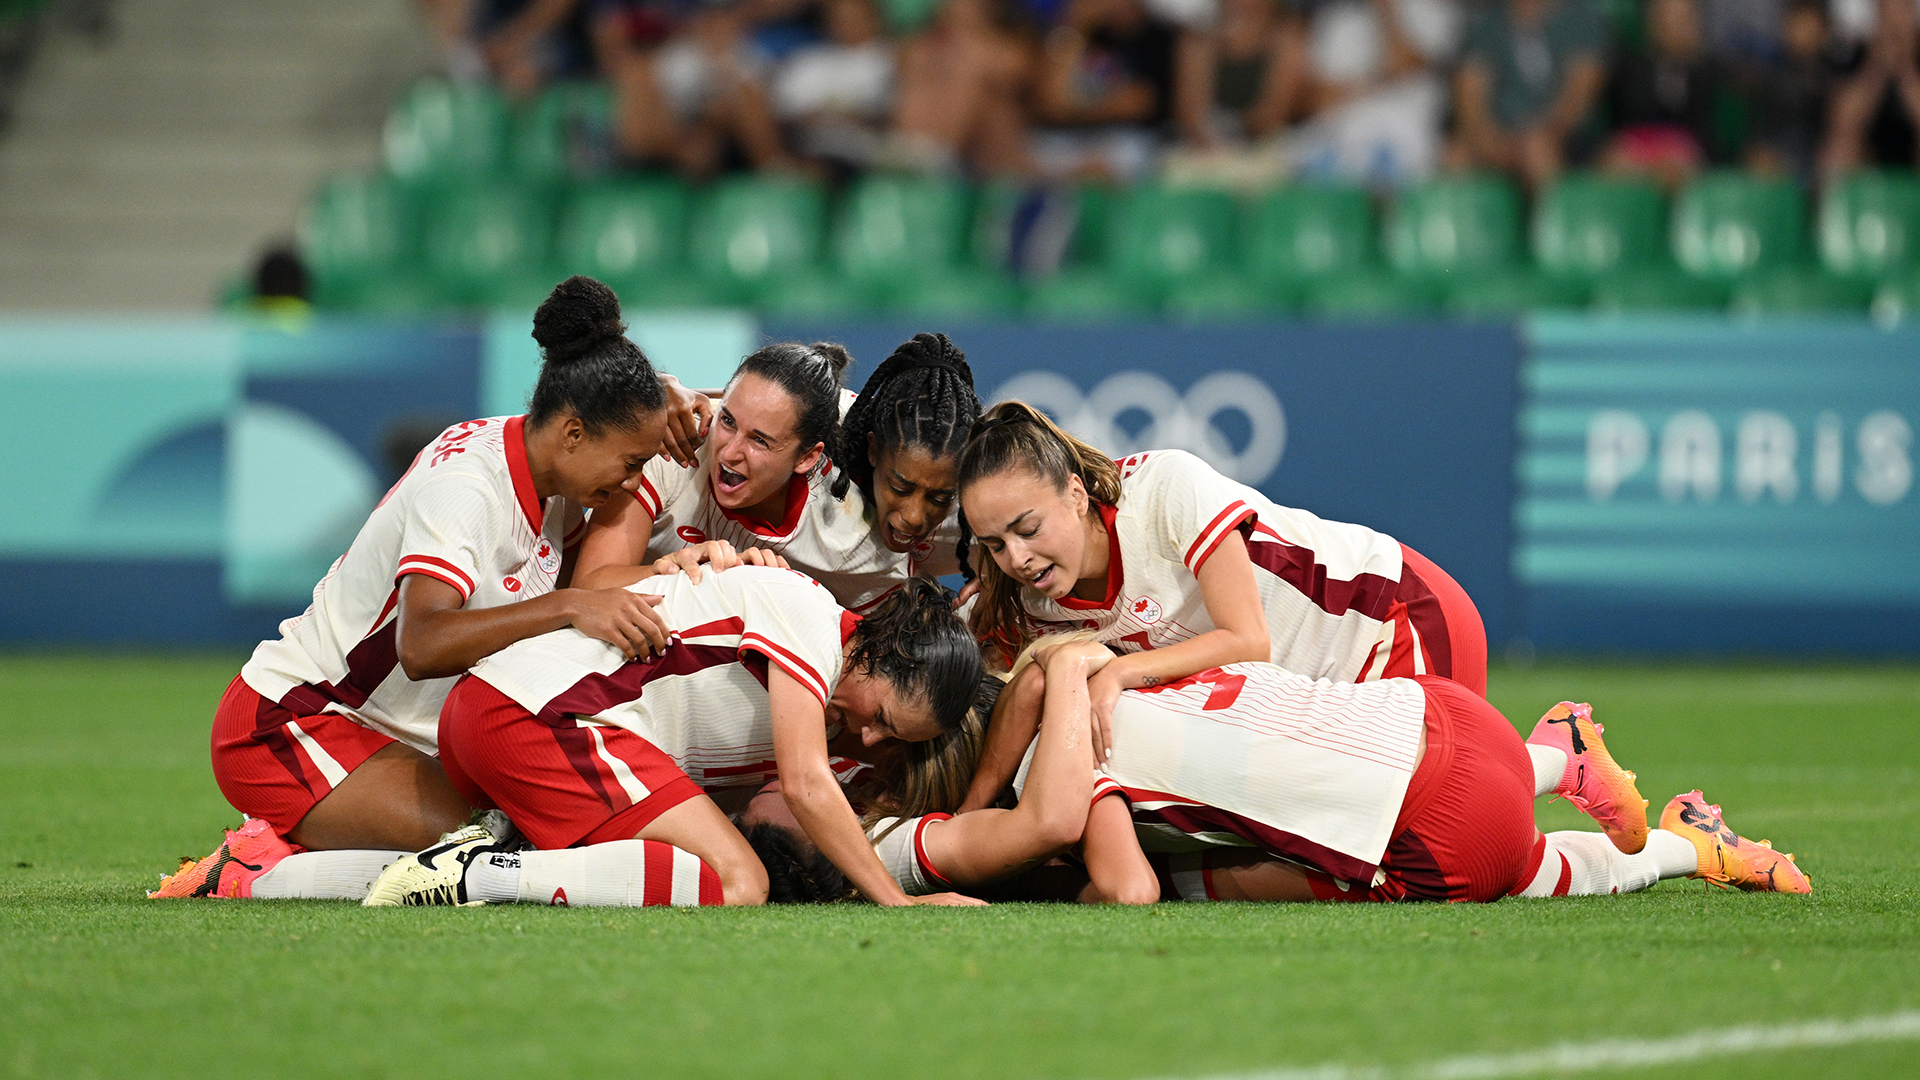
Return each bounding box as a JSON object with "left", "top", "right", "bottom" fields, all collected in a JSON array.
[
  {"left": 526, "top": 275, "right": 665, "bottom": 434},
  {"left": 746, "top": 822, "right": 852, "bottom": 903},
  {"left": 846, "top": 577, "right": 984, "bottom": 735}
]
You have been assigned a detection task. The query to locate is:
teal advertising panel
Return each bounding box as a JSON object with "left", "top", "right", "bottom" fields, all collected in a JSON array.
[{"left": 1519, "top": 314, "right": 1920, "bottom": 651}]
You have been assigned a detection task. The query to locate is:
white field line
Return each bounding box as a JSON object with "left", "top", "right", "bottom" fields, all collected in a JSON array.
[{"left": 1148, "top": 1011, "right": 1920, "bottom": 1080}]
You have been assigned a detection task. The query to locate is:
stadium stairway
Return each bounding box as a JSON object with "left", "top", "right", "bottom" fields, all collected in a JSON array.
[{"left": 0, "top": 0, "right": 436, "bottom": 310}]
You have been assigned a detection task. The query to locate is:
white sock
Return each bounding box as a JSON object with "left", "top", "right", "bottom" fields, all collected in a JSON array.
[
  {"left": 250, "top": 850, "right": 409, "bottom": 900},
  {"left": 1528, "top": 744, "right": 1568, "bottom": 798},
  {"left": 1515, "top": 829, "right": 1698, "bottom": 898},
  {"left": 466, "top": 840, "right": 723, "bottom": 907}
]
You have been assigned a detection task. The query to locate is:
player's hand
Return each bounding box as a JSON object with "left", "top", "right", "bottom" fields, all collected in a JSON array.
[
  {"left": 1087, "top": 666, "right": 1121, "bottom": 763},
  {"left": 651, "top": 540, "right": 740, "bottom": 584},
  {"left": 951, "top": 577, "right": 981, "bottom": 610},
  {"left": 568, "top": 588, "right": 671, "bottom": 660},
  {"left": 656, "top": 375, "right": 714, "bottom": 468},
  {"left": 898, "top": 892, "right": 988, "bottom": 907},
  {"left": 737, "top": 547, "right": 790, "bottom": 570}
]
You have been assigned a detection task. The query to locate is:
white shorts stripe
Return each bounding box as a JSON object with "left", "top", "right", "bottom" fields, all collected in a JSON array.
[
  {"left": 585, "top": 722, "right": 650, "bottom": 806},
  {"left": 1406, "top": 618, "right": 1427, "bottom": 677},
  {"left": 285, "top": 721, "right": 350, "bottom": 788}
]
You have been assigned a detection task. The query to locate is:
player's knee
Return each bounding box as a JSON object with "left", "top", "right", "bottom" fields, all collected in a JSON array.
[
  {"left": 718, "top": 859, "right": 769, "bottom": 906},
  {"left": 1085, "top": 874, "right": 1160, "bottom": 906}
]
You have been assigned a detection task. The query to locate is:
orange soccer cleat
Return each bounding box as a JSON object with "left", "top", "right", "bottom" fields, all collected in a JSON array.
[
  {"left": 148, "top": 817, "right": 292, "bottom": 899},
  {"left": 1528, "top": 701, "right": 1650, "bottom": 854},
  {"left": 1660, "top": 790, "right": 1812, "bottom": 894}
]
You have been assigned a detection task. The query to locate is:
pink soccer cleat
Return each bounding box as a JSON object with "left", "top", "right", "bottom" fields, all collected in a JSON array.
[
  {"left": 1661, "top": 790, "right": 1812, "bottom": 895},
  {"left": 148, "top": 818, "right": 292, "bottom": 899},
  {"left": 1527, "top": 701, "right": 1650, "bottom": 854}
]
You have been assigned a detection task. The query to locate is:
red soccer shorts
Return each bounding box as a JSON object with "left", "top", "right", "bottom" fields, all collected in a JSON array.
[
  {"left": 437, "top": 675, "right": 704, "bottom": 850},
  {"left": 210, "top": 674, "right": 397, "bottom": 838},
  {"left": 1306, "top": 675, "right": 1540, "bottom": 903},
  {"left": 1363, "top": 543, "right": 1489, "bottom": 697}
]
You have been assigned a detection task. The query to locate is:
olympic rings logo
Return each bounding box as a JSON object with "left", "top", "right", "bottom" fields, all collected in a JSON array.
[{"left": 988, "top": 370, "right": 1288, "bottom": 486}]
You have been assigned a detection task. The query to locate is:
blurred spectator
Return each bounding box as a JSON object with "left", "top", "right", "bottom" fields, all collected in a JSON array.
[
  {"left": 771, "top": 0, "right": 897, "bottom": 170},
  {"left": 1288, "top": 0, "right": 1461, "bottom": 184},
  {"left": 1746, "top": 0, "right": 1839, "bottom": 181},
  {"left": 1702, "top": 0, "right": 1785, "bottom": 61},
  {"left": 1028, "top": 0, "right": 1176, "bottom": 182},
  {"left": 420, "top": 0, "right": 598, "bottom": 95},
  {"left": 1162, "top": 0, "right": 1298, "bottom": 185},
  {"left": 1449, "top": 0, "right": 1610, "bottom": 190},
  {"left": 1822, "top": 0, "right": 1920, "bottom": 173},
  {"left": 593, "top": 0, "right": 796, "bottom": 178},
  {"left": 890, "top": 0, "right": 1034, "bottom": 175},
  {"left": 1598, "top": 0, "right": 1725, "bottom": 189}
]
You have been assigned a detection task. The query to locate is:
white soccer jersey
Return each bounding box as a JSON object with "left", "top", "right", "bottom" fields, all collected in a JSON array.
[
  {"left": 866, "top": 813, "right": 954, "bottom": 896},
  {"left": 631, "top": 439, "right": 943, "bottom": 613},
  {"left": 242, "top": 416, "right": 582, "bottom": 754},
  {"left": 1012, "top": 662, "right": 1427, "bottom": 885},
  {"left": 469, "top": 564, "right": 854, "bottom": 791},
  {"left": 1018, "top": 450, "right": 1408, "bottom": 683}
]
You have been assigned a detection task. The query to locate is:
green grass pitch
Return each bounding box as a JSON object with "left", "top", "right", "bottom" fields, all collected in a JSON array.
[{"left": 3, "top": 653, "right": 1917, "bottom": 1080}]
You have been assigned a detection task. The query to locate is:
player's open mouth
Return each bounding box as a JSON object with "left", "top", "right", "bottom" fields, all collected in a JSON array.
[
  {"left": 1029, "top": 564, "right": 1057, "bottom": 591},
  {"left": 715, "top": 465, "right": 747, "bottom": 493},
  {"left": 883, "top": 523, "right": 917, "bottom": 551}
]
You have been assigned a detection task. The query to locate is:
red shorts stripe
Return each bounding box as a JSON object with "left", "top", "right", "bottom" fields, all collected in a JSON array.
[
  {"left": 438, "top": 675, "right": 703, "bottom": 850},
  {"left": 1304, "top": 676, "right": 1536, "bottom": 903},
  {"left": 209, "top": 674, "right": 395, "bottom": 837},
  {"left": 1365, "top": 543, "right": 1488, "bottom": 697}
]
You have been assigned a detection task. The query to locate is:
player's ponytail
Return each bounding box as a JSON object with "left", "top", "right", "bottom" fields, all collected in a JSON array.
[
  {"left": 730, "top": 340, "right": 851, "bottom": 479},
  {"left": 832, "top": 332, "right": 982, "bottom": 507},
  {"left": 526, "top": 275, "right": 665, "bottom": 434},
  {"left": 956, "top": 401, "right": 1122, "bottom": 657},
  {"left": 845, "top": 577, "right": 983, "bottom": 736}
]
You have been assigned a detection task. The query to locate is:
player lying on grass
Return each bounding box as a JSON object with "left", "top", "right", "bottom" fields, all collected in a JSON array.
[
  {"left": 152, "top": 276, "right": 720, "bottom": 900},
  {"left": 954, "top": 401, "right": 1508, "bottom": 814},
  {"left": 756, "top": 634, "right": 1811, "bottom": 904},
  {"left": 571, "top": 333, "right": 981, "bottom": 614},
  {"left": 344, "top": 568, "right": 988, "bottom": 908}
]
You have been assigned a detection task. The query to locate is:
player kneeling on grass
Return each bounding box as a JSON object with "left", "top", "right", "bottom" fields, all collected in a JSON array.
[
  {"left": 151, "top": 276, "right": 717, "bottom": 902},
  {"left": 758, "top": 634, "right": 1811, "bottom": 904},
  {"left": 358, "top": 569, "right": 988, "bottom": 908}
]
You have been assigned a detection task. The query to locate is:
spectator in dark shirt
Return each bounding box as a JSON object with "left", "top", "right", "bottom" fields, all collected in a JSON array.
[
  {"left": 1600, "top": 0, "right": 1723, "bottom": 189},
  {"left": 1746, "top": 0, "right": 1838, "bottom": 182},
  {"left": 1448, "top": 0, "right": 1610, "bottom": 190},
  {"left": 1030, "top": 0, "right": 1177, "bottom": 180},
  {"left": 1822, "top": 0, "right": 1920, "bottom": 174}
]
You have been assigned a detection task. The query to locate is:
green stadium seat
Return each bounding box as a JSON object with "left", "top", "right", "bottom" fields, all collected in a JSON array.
[
  {"left": 1301, "top": 273, "right": 1442, "bottom": 317},
  {"left": 421, "top": 184, "right": 554, "bottom": 307},
  {"left": 1447, "top": 272, "right": 1589, "bottom": 315},
  {"left": 689, "top": 176, "right": 827, "bottom": 302},
  {"left": 384, "top": 80, "right": 511, "bottom": 182},
  {"left": 1818, "top": 170, "right": 1920, "bottom": 280},
  {"left": 1533, "top": 174, "right": 1668, "bottom": 280},
  {"left": 878, "top": 0, "right": 942, "bottom": 32},
  {"left": 1871, "top": 273, "right": 1920, "bottom": 324},
  {"left": 1671, "top": 170, "right": 1806, "bottom": 279},
  {"left": 889, "top": 270, "right": 1023, "bottom": 317},
  {"left": 1106, "top": 185, "right": 1239, "bottom": 295},
  {"left": 1383, "top": 176, "right": 1523, "bottom": 279},
  {"left": 553, "top": 179, "right": 689, "bottom": 290},
  {"left": 1244, "top": 184, "right": 1376, "bottom": 288},
  {"left": 834, "top": 174, "right": 971, "bottom": 289},
  {"left": 297, "top": 174, "right": 417, "bottom": 308},
  {"left": 758, "top": 272, "right": 881, "bottom": 317},
  {"left": 1589, "top": 267, "right": 1731, "bottom": 311},
  {"left": 1164, "top": 271, "right": 1286, "bottom": 321},
  {"left": 512, "top": 82, "right": 615, "bottom": 182},
  {"left": 1026, "top": 270, "right": 1153, "bottom": 320},
  {"left": 1729, "top": 269, "right": 1873, "bottom": 314}
]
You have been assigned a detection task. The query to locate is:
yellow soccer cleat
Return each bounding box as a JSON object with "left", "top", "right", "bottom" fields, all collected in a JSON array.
[
  {"left": 1660, "top": 790, "right": 1812, "bottom": 895},
  {"left": 1527, "top": 701, "right": 1650, "bottom": 854}
]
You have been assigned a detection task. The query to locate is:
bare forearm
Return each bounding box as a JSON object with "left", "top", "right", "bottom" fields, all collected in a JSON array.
[
  {"left": 959, "top": 666, "right": 1045, "bottom": 812},
  {"left": 783, "top": 774, "right": 909, "bottom": 904},
  {"left": 399, "top": 590, "right": 582, "bottom": 679},
  {"left": 573, "top": 562, "right": 657, "bottom": 591},
  {"left": 1102, "top": 627, "right": 1265, "bottom": 690}
]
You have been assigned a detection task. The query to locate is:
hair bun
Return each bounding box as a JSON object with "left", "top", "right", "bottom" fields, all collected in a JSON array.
[
  {"left": 810, "top": 341, "right": 854, "bottom": 384},
  {"left": 532, "top": 276, "right": 626, "bottom": 362}
]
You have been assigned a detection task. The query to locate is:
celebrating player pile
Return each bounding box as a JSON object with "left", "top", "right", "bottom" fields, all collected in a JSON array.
[{"left": 148, "top": 277, "right": 1809, "bottom": 909}]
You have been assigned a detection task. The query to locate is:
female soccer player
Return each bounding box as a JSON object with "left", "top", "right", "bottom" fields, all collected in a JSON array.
[
  {"left": 954, "top": 400, "right": 1493, "bottom": 809},
  {"left": 822, "top": 637, "right": 1811, "bottom": 905},
  {"left": 152, "top": 276, "right": 692, "bottom": 900},
  {"left": 360, "top": 569, "right": 987, "bottom": 908},
  {"left": 574, "top": 332, "right": 984, "bottom": 611}
]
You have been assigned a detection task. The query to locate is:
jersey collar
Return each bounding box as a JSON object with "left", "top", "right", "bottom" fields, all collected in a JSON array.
[
  {"left": 1055, "top": 501, "right": 1123, "bottom": 610},
  {"left": 840, "top": 610, "right": 861, "bottom": 645},
  {"left": 502, "top": 415, "right": 544, "bottom": 535},
  {"left": 711, "top": 468, "right": 811, "bottom": 538}
]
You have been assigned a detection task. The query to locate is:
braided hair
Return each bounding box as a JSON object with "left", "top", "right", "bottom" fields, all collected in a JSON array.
[
  {"left": 746, "top": 822, "right": 853, "bottom": 903},
  {"left": 955, "top": 401, "right": 1123, "bottom": 657},
  {"left": 728, "top": 341, "right": 852, "bottom": 478},
  {"left": 831, "top": 332, "right": 982, "bottom": 505},
  {"left": 845, "top": 577, "right": 983, "bottom": 735},
  {"left": 527, "top": 276, "right": 665, "bottom": 434}
]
